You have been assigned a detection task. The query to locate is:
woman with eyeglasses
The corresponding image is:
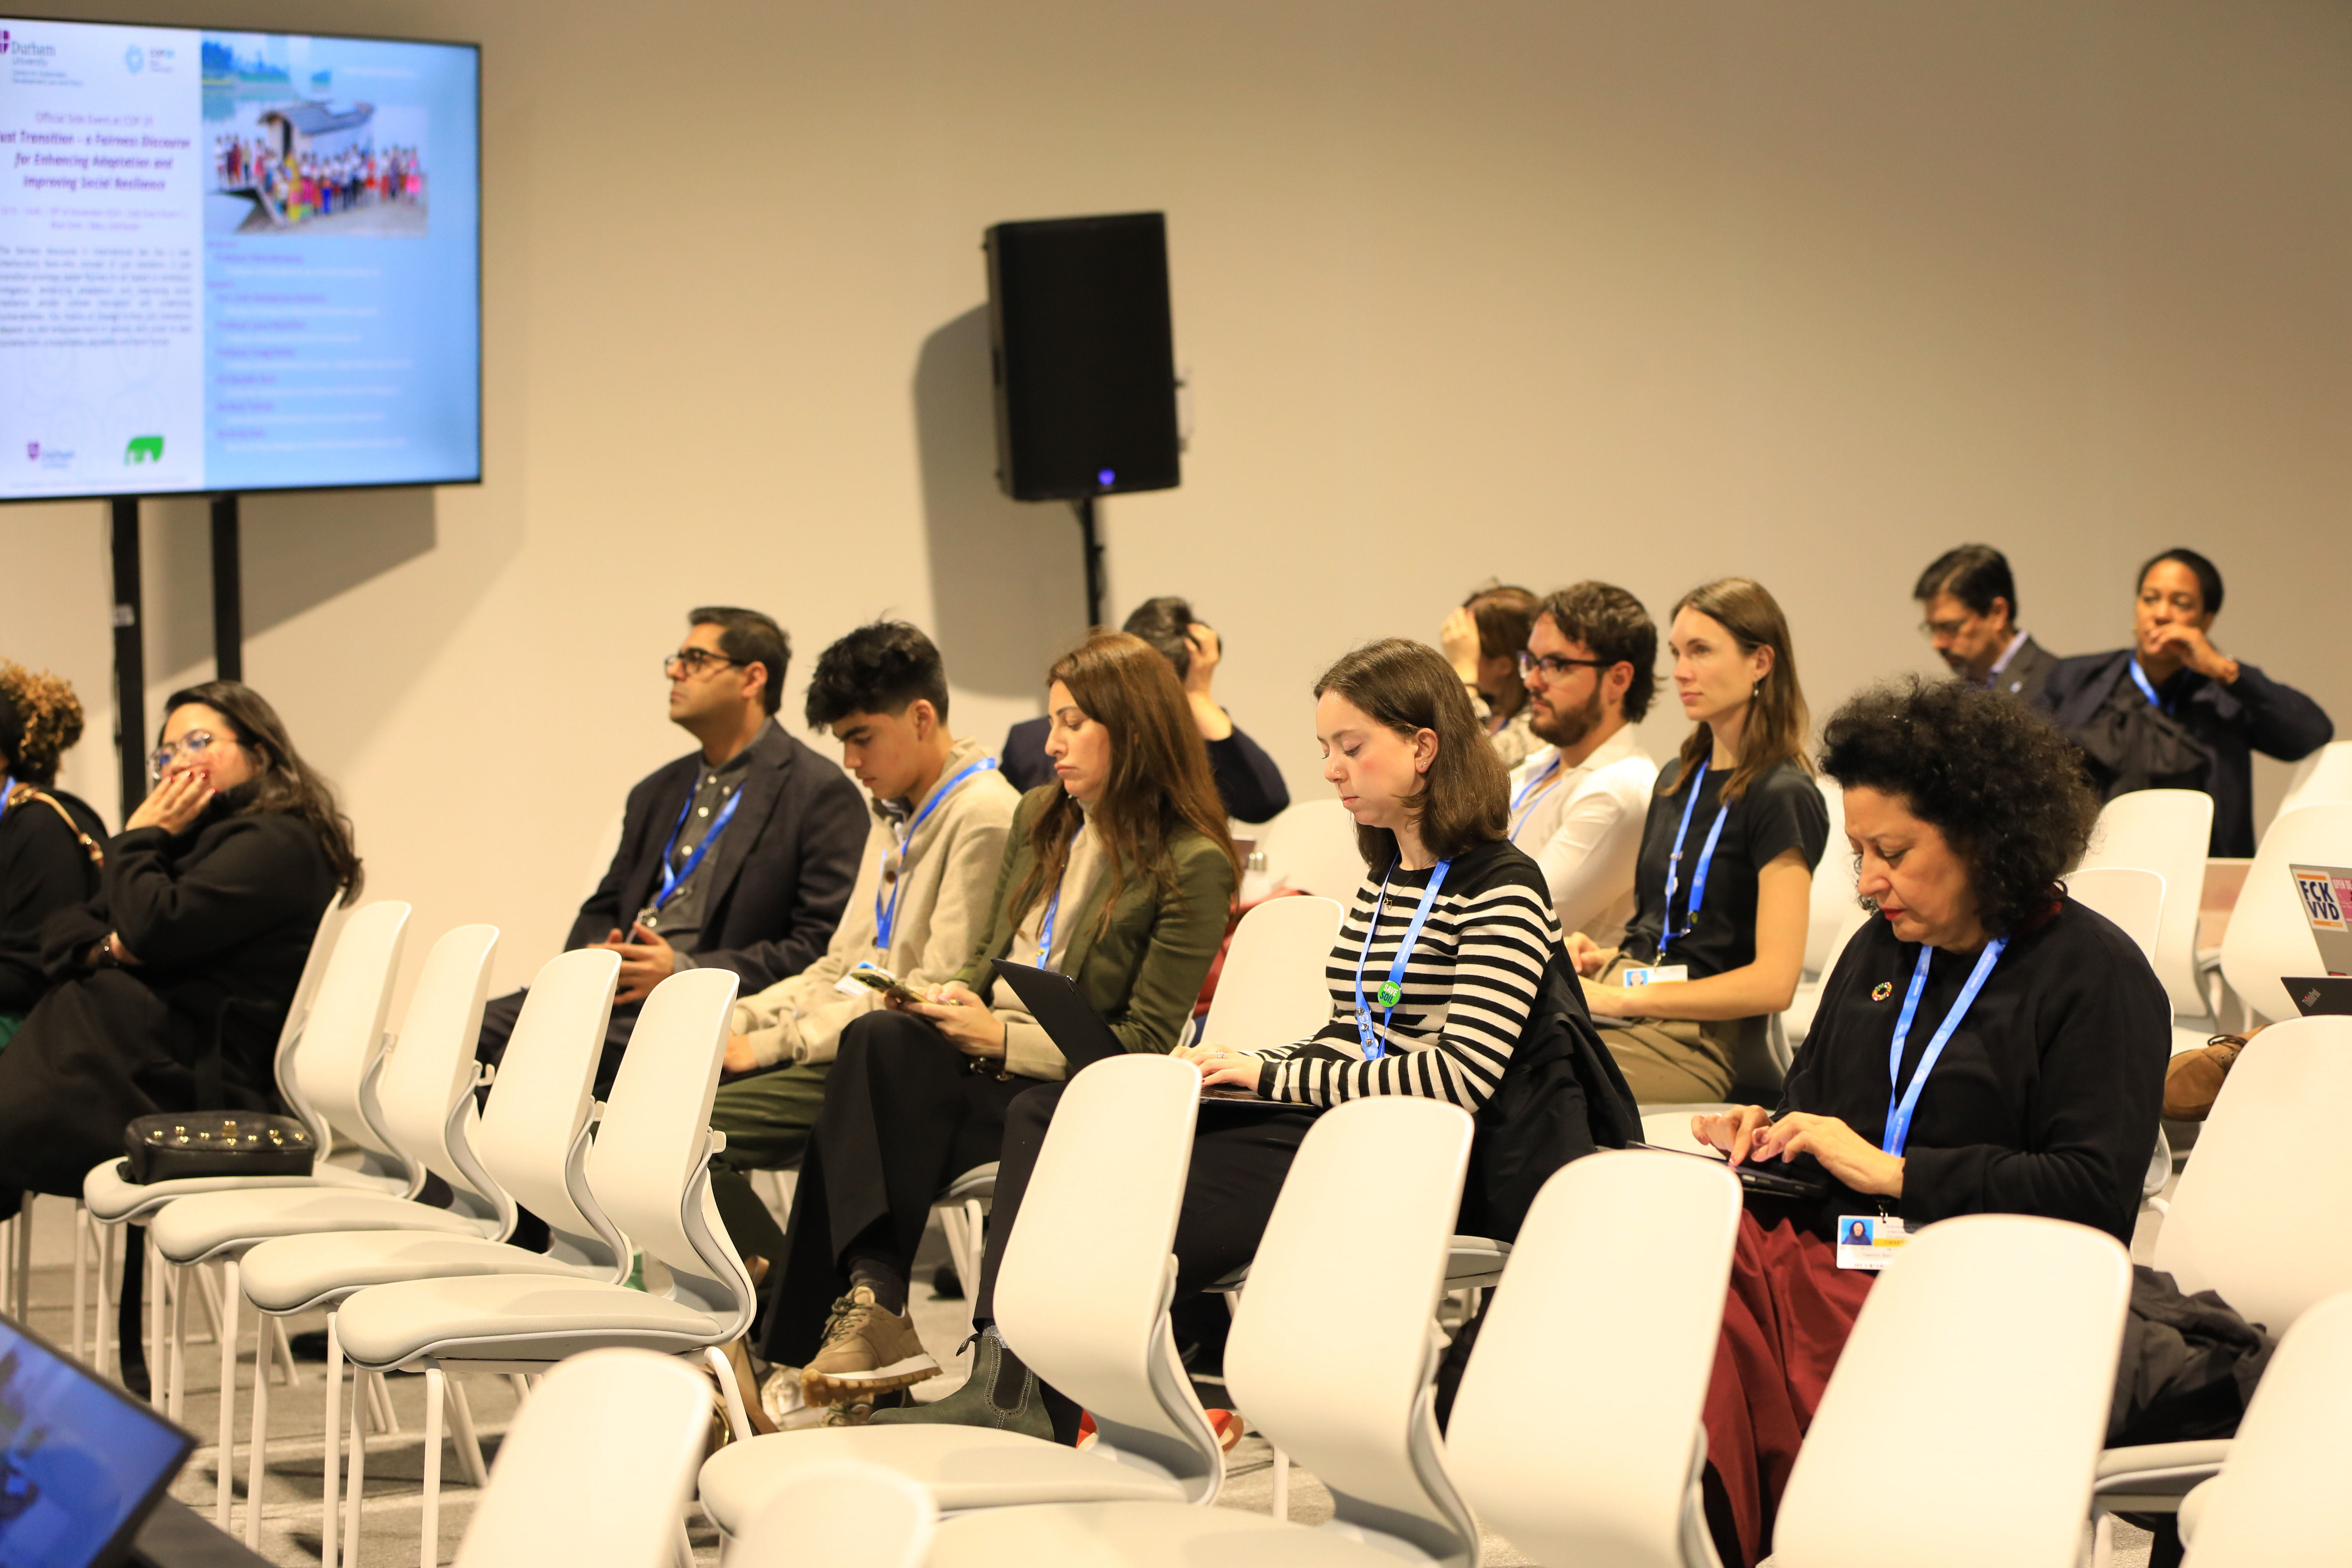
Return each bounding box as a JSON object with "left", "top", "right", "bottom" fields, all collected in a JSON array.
[
  {"left": 0, "top": 681, "right": 359, "bottom": 1395},
  {"left": 1567, "top": 579, "right": 1829, "bottom": 1104}
]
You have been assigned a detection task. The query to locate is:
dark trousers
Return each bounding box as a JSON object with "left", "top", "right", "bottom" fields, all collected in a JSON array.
[
  {"left": 972, "top": 1083, "right": 1319, "bottom": 1322},
  {"left": 475, "top": 986, "right": 639, "bottom": 1099},
  {"left": 760, "top": 1010, "right": 1032, "bottom": 1365}
]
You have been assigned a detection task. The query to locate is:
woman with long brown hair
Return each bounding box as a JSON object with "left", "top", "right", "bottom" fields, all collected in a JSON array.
[
  {"left": 868, "top": 637, "right": 1633, "bottom": 1443},
  {"left": 1568, "top": 579, "right": 1829, "bottom": 1102},
  {"left": 0, "top": 680, "right": 359, "bottom": 1395},
  {"left": 757, "top": 632, "right": 1237, "bottom": 1414}
]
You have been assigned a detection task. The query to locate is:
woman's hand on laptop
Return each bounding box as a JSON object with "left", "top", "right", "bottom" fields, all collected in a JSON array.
[
  {"left": 914, "top": 981, "right": 1009, "bottom": 1060},
  {"left": 1181, "top": 1042, "right": 1264, "bottom": 1090}
]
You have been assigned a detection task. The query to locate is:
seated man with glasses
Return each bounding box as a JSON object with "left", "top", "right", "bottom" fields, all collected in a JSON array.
[
  {"left": 1912, "top": 544, "right": 2058, "bottom": 704},
  {"left": 473, "top": 607, "right": 868, "bottom": 1096},
  {"left": 1504, "top": 582, "right": 1661, "bottom": 942}
]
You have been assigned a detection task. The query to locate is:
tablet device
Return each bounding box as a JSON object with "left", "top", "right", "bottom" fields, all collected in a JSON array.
[
  {"left": 2284, "top": 976, "right": 2352, "bottom": 1018},
  {"left": 1630, "top": 1141, "right": 1832, "bottom": 1201},
  {"left": 0, "top": 1310, "right": 195, "bottom": 1568},
  {"left": 2289, "top": 864, "right": 2352, "bottom": 976},
  {"left": 988, "top": 960, "right": 1293, "bottom": 1109}
]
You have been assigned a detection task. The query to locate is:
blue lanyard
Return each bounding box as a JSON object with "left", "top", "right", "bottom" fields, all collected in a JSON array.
[
  {"left": 2128, "top": 659, "right": 2172, "bottom": 714},
  {"left": 649, "top": 774, "right": 744, "bottom": 912},
  {"left": 1353, "top": 858, "right": 1452, "bottom": 1061},
  {"left": 1507, "top": 755, "right": 1563, "bottom": 844},
  {"left": 1034, "top": 825, "right": 1085, "bottom": 970},
  {"left": 0, "top": 774, "right": 12, "bottom": 822},
  {"left": 1658, "top": 760, "right": 1730, "bottom": 959},
  {"left": 873, "top": 758, "right": 997, "bottom": 950},
  {"left": 1882, "top": 937, "right": 2007, "bottom": 1158}
]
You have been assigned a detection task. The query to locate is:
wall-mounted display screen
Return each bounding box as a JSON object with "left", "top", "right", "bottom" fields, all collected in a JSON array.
[{"left": 0, "top": 18, "right": 479, "bottom": 500}]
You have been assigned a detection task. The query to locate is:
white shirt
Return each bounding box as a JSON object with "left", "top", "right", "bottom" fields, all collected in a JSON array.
[{"left": 1504, "top": 724, "right": 1658, "bottom": 943}]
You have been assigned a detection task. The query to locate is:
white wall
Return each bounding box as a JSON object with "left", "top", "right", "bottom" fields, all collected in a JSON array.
[{"left": 7, "top": 0, "right": 2347, "bottom": 999}]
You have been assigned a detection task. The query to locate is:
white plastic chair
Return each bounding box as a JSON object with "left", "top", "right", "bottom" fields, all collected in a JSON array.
[
  {"left": 1198, "top": 896, "right": 1345, "bottom": 1052},
  {"left": 2211, "top": 803, "right": 2352, "bottom": 1026},
  {"left": 1781, "top": 900, "right": 1871, "bottom": 1054},
  {"left": 2165, "top": 1288, "right": 2352, "bottom": 1567},
  {"left": 335, "top": 966, "right": 756, "bottom": 1568},
  {"left": 732, "top": 1461, "right": 937, "bottom": 1568},
  {"left": 2079, "top": 790, "right": 2215, "bottom": 1018},
  {"left": 68, "top": 896, "right": 354, "bottom": 1375},
  {"left": 2068, "top": 867, "right": 2166, "bottom": 967},
  {"left": 1259, "top": 799, "right": 1366, "bottom": 902},
  {"left": 1800, "top": 776, "right": 1852, "bottom": 975},
  {"left": 149, "top": 923, "right": 503, "bottom": 1534},
  {"left": 1448, "top": 1150, "right": 1743, "bottom": 1568},
  {"left": 449, "top": 1349, "right": 709, "bottom": 1568},
  {"left": 699, "top": 1052, "right": 1224, "bottom": 1534},
  {"left": 82, "top": 899, "right": 412, "bottom": 1416},
  {"left": 2089, "top": 1016, "right": 2352, "bottom": 1559},
  {"left": 1776, "top": 1214, "right": 2131, "bottom": 1568},
  {"left": 934, "top": 896, "right": 1347, "bottom": 1332},
  {"left": 2277, "top": 739, "right": 2352, "bottom": 816},
  {"left": 925, "top": 1095, "right": 1479, "bottom": 1568},
  {"left": 241, "top": 946, "right": 629, "bottom": 1568}
]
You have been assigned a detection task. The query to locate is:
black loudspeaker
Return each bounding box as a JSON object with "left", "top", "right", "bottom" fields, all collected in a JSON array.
[{"left": 985, "top": 212, "right": 1180, "bottom": 502}]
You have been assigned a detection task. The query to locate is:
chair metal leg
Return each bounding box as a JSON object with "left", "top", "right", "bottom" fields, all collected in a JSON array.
[
  {"left": 167, "top": 1263, "right": 188, "bottom": 1422},
  {"left": 507, "top": 1373, "right": 531, "bottom": 1405},
  {"left": 705, "top": 1345, "right": 753, "bottom": 1443},
  {"left": 96, "top": 1220, "right": 116, "bottom": 1379},
  {"left": 673, "top": 1520, "right": 695, "bottom": 1568},
  {"left": 323, "top": 1317, "right": 342, "bottom": 1568},
  {"left": 421, "top": 1366, "right": 445, "bottom": 1568},
  {"left": 1272, "top": 1447, "right": 1290, "bottom": 1520},
  {"left": 244, "top": 1303, "right": 270, "bottom": 1549},
  {"left": 369, "top": 1369, "right": 400, "bottom": 1434},
  {"left": 217, "top": 1258, "right": 240, "bottom": 1528},
  {"left": 445, "top": 1376, "right": 489, "bottom": 1490},
  {"left": 271, "top": 1315, "right": 302, "bottom": 1386},
  {"left": 194, "top": 1259, "right": 225, "bottom": 1345},
  {"left": 147, "top": 1231, "right": 166, "bottom": 1410},
  {"left": 2092, "top": 1511, "right": 2115, "bottom": 1568},
  {"left": 72, "top": 1203, "right": 88, "bottom": 1363},
  {"left": 343, "top": 1363, "right": 366, "bottom": 1568}
]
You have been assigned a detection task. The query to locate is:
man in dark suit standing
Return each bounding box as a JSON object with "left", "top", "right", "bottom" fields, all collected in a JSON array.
[
  {"left": 1913, "top": 545, "right": 2060, "bottom": 706},
  {"left": 476, "top": 607, "right": 868, "bottom": 1091}
]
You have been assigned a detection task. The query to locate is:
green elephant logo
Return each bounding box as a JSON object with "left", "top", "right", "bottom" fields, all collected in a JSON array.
[{"left": 125, "top": 435, "right": 163, "bottom": 464}]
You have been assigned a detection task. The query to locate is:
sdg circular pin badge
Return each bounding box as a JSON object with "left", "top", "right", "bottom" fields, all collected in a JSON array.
[
  {"left": 1376, "top": 980, "right": 1404, "bottom": 1008},
  {"left": 1871, "top": 981, "right": 1895, "bottom": 1002}
]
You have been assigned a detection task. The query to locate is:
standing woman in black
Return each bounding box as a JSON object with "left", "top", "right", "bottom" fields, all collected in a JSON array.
[
  {"left": 0, "top": 682, "right": 359, "bottom": 1390},
  {"left": 0, "top": 664, "right": 108, "bottom": 1048}
]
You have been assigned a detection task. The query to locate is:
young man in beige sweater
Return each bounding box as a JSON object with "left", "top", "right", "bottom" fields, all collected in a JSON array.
[{"left": 708, "top": 622, "right": 1019, "bottom": 1270}]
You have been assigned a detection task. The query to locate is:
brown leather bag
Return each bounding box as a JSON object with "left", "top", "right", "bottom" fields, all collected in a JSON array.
[{"left": 4, "top": 782, "right": 105, "bottom": 869}]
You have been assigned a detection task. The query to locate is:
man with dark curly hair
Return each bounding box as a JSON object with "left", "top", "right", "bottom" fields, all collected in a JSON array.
[
  {"left": 0, "top": 665, "right": 106, "bottom": 1044},
  {"left": 1686, "top": 678, "right": 2169, "bottom": 1568}
]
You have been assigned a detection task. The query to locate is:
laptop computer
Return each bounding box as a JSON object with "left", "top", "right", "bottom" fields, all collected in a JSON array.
[
  {"left": 2284, "top": 975, "right": 2352, "bottom": 1018},
  {"left": 989, "top": 960, "right": 1294, "bottom": 1109},
  {"left": 0, "top": 1310, "right": 194, "bottom": 1568},
  {"left": 2290, "top": 864, "right": 2352, "bottom": 976},
  {"left": 1628, "top": 1142, "right": 1832, "bottom": 1201}
]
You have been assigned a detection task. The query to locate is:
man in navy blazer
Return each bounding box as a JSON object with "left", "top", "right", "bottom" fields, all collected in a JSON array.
[
  {"left": 476, "top": 607, "right": 867, "bottom": 1091},
  {"left": 2038, "top": 550, "right": 2332, "bottom": 857}
]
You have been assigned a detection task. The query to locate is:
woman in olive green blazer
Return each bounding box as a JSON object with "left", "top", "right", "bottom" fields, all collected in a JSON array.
[{"left": 762, "top": 631, "right": 1238, "bottom": 1407}]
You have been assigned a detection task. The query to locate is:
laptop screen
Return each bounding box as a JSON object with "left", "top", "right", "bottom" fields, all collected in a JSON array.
[{"left": 0, "top": 1314, "right": 192, "bottom": 1568}]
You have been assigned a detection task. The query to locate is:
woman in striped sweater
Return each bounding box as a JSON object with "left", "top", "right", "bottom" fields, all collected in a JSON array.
[{"left": 878, "top": 636, "right": 1564, "bottom": 1441}]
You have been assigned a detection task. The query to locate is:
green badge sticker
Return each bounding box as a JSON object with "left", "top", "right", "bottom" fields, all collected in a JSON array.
[{"left": 1376, "top": 980, "right": 1403, "bottom": 1009}]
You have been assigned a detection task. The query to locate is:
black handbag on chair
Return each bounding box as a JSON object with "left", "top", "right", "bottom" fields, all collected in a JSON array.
[{"left": 117, "top": 996, "right": 317, "bottom": 1183}]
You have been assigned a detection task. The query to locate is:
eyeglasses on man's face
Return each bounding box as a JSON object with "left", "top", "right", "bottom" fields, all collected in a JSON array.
[
  {"left": 149, "top": 730, "right": 237, "bottom": 779},
  {"left": 1516, "top": 651, "right": 1610, "bottom": 684},
  {"left": 1917, "top": 612, "right": 1980, "bottom": 642},
  {"left": 664, "top": 648, "right": 743, "bottom": 679}
]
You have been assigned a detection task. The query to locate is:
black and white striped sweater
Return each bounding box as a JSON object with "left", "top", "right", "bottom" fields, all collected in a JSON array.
[{"left": 1257, "top": 839, "right": 1559, "bottom": 1110}]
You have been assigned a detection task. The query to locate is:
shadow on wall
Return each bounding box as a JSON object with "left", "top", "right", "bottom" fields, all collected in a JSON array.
[
  {"left": 140, "top": 487, "right": 438, "bottom": 677},
  {"left": 915, "top": 305, "right": 1091, "bottom": 699}
]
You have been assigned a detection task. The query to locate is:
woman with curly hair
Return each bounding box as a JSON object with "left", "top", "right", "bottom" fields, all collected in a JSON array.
[
  {"left": 0, "top": 664, "right": 107, "bottom": 1046},
  {"left": 1686, "top": 678, "right": 2169, "bottom": 1566}
]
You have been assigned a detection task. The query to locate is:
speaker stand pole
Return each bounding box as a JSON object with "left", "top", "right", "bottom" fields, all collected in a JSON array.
[
  {"left": 1071, "top": 495, "right": 1106, "bottom": 629},
  {"left": 210, "top": 494, "right": 243, "bottom": 682},
  {"left": 108, "top": 497, "right": 146, "bottom": 824}
]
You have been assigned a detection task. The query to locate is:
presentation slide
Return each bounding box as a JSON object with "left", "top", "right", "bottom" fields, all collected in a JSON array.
[{"left": 0, "top": 19, "right": 479, "bottom": 500}]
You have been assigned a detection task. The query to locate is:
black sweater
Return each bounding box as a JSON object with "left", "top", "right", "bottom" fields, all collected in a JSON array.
[
  {"left": 1764, "top": 896, "right": 2168, "bottom": 1246},
  {"left": 0, "top": 790, "right": 100, "bottom": 1012}
]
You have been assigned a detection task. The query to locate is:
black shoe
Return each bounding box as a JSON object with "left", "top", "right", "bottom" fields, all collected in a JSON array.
[
  {"left": 930, "top": 1260, "right": 965, "bottom": 1301},
  {"left": 288, "top": 1329, "right": 332, "bottom": 1362}
]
